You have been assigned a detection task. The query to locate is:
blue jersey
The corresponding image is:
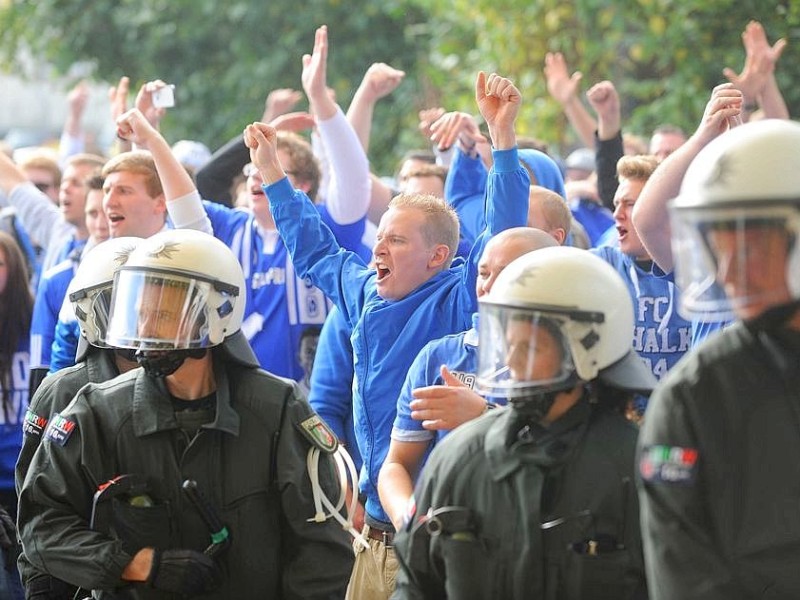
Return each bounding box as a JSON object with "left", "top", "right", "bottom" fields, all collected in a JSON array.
[
  {"left": 268, "top": 146, "right": 530, "bottom": 526},
  {"left": 0, "top": 340, "right": 28, "bottom": 492},
  {"left": 204, "top": 201, "right": 368, "bottom": 381},
  {"left": 592, "top": 247, "right": 693, "bottom": 380},
  {"left": 652, "top": 264, "right": 730, "bottom": 347},
  {"left": 30, "top": 258, "right": 77, "bottom": 371}
]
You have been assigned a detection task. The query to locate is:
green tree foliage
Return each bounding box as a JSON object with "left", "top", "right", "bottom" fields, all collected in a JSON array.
[
  {"left": 2, "top": 0, "right": 798, "bottom": 170},
  {"left": 0, "top": 0, "right": 430, "bottom": 173},
  {"left": 415, "top": 0, "right": 800, "bottom": 154}
]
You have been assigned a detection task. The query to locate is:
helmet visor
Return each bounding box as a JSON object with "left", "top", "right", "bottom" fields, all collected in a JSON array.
[
  {"left": 106, "top": 269, "right": 216, "bottom": 350},
  {"left": 477, "top": 304, "right": 575, "bottom": 398},
  {"left": 670, "top": 203, "right": 799, "bottom": 322}
]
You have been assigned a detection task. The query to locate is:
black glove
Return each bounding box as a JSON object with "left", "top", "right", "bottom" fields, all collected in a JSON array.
[
  {"left": 0, "top": 504, "right": 19, "bottom": 572},
  {"left": 146, "top": 548, "right": 222, "bottom": 596}
]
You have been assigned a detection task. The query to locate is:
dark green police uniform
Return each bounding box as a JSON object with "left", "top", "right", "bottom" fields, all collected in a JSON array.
[
  {"left": 638, "top": 323, "right": 800, "bottom": 599},
  {"left": 18, "top": 352, "right": 354, "bottom": 599},
  {"left": 393, "top": 396, "right": 646, "bottom": 600},
  {"left": 16, "top": 348, "right": 120, "bottom": 599}
]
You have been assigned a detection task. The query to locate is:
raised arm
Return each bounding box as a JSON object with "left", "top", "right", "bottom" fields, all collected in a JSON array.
[
  {"left": 476, "top": 71, "right": 530, "bottom": 237},
  {"left": 59, "top": 80, "right": 90, "bottom": 161},
  {"left": 115, "top": 108, "right": 211, "bottom": 234},
  {"left": 544, "top": 52, "right": 597, "bottom": 149},
  {"left": 346, "top": 62, "right": 405, "bottom": 153},
  {"left": 586, "top": 80, "right": 624, "bottom": 210},
  {"left": 302, "top": 25, "right": 370, "bottom": 225},
  {"left": 723, "top": 20, "right": 789, "bottom": 121},
  {"left": 196, "top": 89, "right": 303, "bottom": 206},
  {"left": 632, "top": 84, "right": 743, "bottom": 273}
]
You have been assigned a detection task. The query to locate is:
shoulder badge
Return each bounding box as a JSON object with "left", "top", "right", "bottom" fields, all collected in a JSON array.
[
  {"left": 23, "top": 409, "right": 48, "bottom": 439},
  {"left": 639, "top": 445, "right": 698, "bottom": 485},
  {"left": 296, "top": 415, "right": 338, "bottom": 454},
  {"left": 44, "top": 413, "right": 77, "bottom": 447}
]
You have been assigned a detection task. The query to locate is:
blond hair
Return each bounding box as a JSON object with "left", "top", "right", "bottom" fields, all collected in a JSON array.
[
  {"left": 389, "top": 193, "right": 460, "bottom": 267},
  {"left": 617, "top": 155, "right": 659, "bottom": 182},
  {"left": 102, "top": 150, "right": 162, "bottom": 198}
]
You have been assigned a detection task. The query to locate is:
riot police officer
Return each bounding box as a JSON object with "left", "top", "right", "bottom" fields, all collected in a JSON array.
[
  {"left": 18, "top": 229, "right": 354, "bottom": 599},
  {"left": 393, "top": 247, "right": 655, "bottom": 599}
]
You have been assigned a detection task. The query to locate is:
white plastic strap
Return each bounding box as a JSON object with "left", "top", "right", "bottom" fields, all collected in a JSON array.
[{"left": 306, "top": 446, "right": 369, "bottom": 549}]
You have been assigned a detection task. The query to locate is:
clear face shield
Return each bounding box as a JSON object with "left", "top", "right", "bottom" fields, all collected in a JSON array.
[
  {"left": 106, "top": 268, "right": 221, "bottom": 351},
  {"left": 476, "top": 304, "right": 576, "bottom": 399},
  {"left": 70, "top": 283, "right": 114, "bottom": 347},
  {"left": 670, "top": 203, "right": 800, "bottom": 322}
]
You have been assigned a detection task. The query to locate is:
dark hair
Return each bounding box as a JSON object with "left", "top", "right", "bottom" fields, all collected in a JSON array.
[{"left": 0, "top": 232, "right": 33, "bottom": 417}]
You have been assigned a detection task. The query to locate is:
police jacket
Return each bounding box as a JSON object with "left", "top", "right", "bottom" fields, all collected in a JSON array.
[
  {"left": 393, "top": 396, "right": 647, "bottom": 600},
  {"left": 16, "top": 347, "right": 120, "bottom": 596},
  {"left": 18, "top": 352, "right": 353, "bottom": 599},
  {"left": 638, "top": 323, "right": 800, "bottom": 599}
]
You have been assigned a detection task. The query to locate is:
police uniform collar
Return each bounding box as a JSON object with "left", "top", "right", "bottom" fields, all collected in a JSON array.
[
  {"left": 132, "top": 357, "right": 240, "bottom": 437},
  {"left": 485, "top": 397, "right": 592, "bottom": 481}
]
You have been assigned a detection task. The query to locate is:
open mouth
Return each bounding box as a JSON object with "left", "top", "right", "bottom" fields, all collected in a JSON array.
[
  {"left": 108, "top": 214, "right": 125, "bottom": 226},
  {"left": 616, "top": 225, "right": 627, "bottom": 240},
  {"left": 375, "top": 264, "right": 391, "bottom": 282}
]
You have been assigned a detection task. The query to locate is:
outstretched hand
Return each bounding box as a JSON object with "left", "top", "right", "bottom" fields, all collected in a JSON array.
[
  {"left": 302, "top": 25, "right": 337, "bottom": 120},
  {"left": 544, "top": 52, "right": 583, "bottom": 106},
  {"left": 135, "top": 80, "right": 171, "bottom": 129},
  {"left": 411, "top": 366, "right": 488, "bottom": 431},
  {"left": 429, "top": 111, "right": 486, "bottom": 152},
  {"left": 475, "top": 71, "right": 521, "bottom": 150},
  {"left": 723, "top": 20, "right": 786, "bottom": 101}
]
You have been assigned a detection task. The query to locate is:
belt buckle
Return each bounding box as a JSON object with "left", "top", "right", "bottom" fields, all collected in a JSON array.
[{"left": 382, "top": 530, "right": 394, "bottom": 548}]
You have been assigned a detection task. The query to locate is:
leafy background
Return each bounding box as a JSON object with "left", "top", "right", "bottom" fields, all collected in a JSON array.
[{"left": 1, "top": 0, "right": 797, "bottom": 173}]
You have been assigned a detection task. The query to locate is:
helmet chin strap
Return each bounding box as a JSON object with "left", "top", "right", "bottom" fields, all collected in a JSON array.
[
  {"left": 744, "top": 299, "right": 800, "bottom": 333},
  {"left": 136, "top": 349, "right": 207, "bottom": 378},
  {"left": 509, "top": 372, "right": 580, "bottom": 422}
]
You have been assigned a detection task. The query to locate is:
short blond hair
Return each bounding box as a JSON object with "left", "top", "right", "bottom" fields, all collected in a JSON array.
[
  {"left": 388, "top": 193, "right": 460, "bottom": 267},
  {"left": 19, "top": 152, "right": 62, "bottom": 187},
  {"left": 617, "top": 155, "right": 659, "bottom": 182},
  {"left": 528, "top": 186, "right": 572, "bottom": 237},
  {"left": 102, "top": 150, "right": 162, "bottom": 198}
]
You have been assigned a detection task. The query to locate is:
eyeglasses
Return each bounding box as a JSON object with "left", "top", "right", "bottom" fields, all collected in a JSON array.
[
  {"left": 33, "top": 182, "right": 56, "bottom": 193},
  {"left": 242, "top": 164, "right": 297, "bottom": 178}
]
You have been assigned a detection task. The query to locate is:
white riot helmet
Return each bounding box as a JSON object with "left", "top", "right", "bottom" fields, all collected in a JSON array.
[
  {"left": 106, "top": 229, "right": 245, "bottom": 353},
  {"left": 68, "top": 237, "right": 143, "bottom": 353},
  {"left": 477, "top": 247, "right": 655, "bottom": 408},
  {"left": 670, "top": 119, "right": 800, "bottom": 324}
]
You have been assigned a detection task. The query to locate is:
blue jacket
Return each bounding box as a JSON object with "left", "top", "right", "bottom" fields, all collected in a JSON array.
[
  {"left": 268, "top": 147, "right": 529, "bottom": 526},
  {"left": 307, "top": 305, "right": 362, "bottom": 472}
]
